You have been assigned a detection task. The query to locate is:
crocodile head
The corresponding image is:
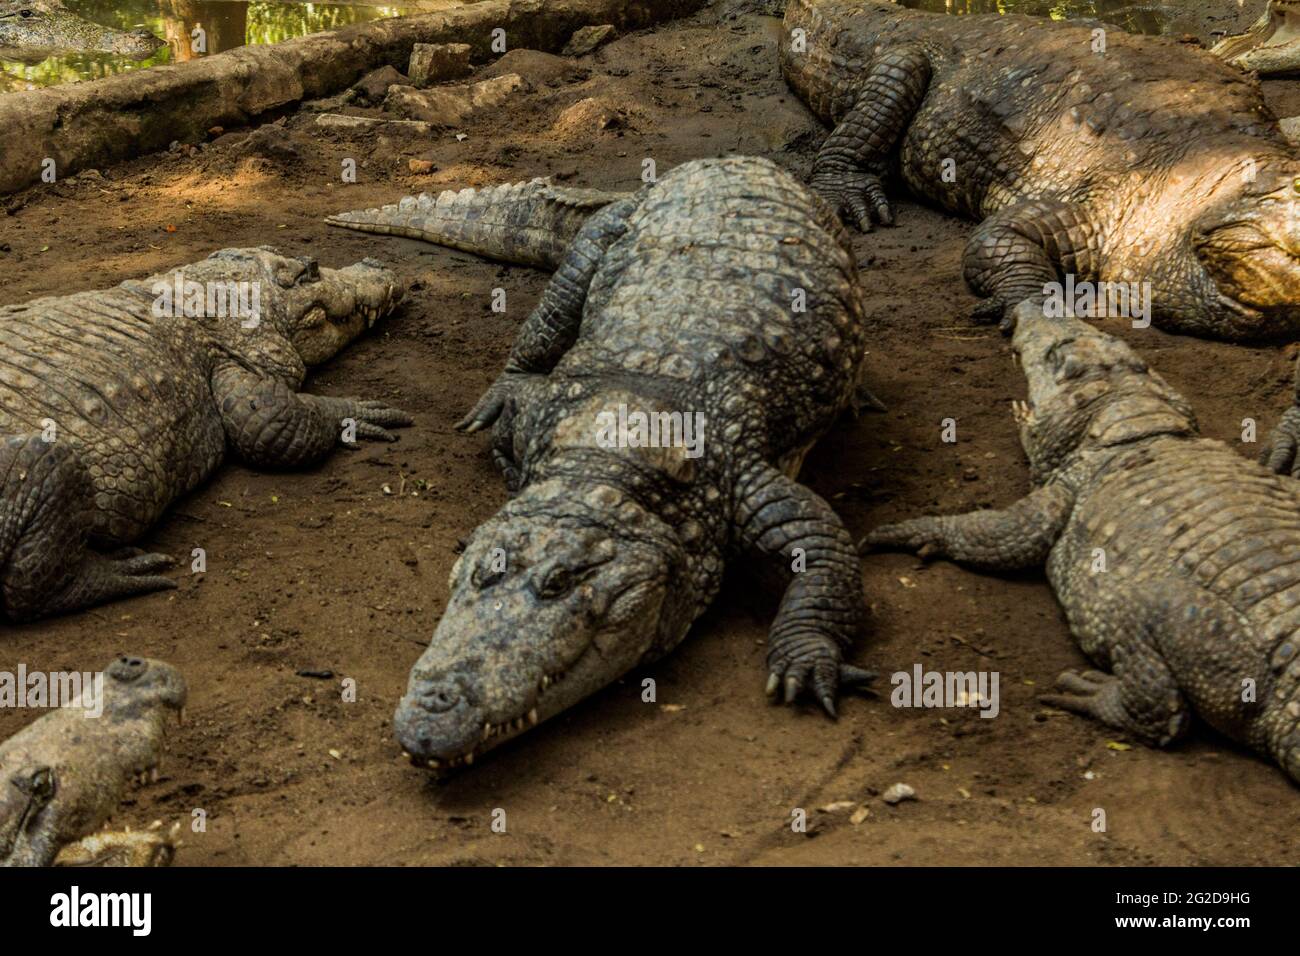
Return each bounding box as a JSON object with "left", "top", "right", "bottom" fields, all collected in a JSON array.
[
  {"left": 99, "top": 656, "right": 188, "bottom": 719},
  {"left": 1211, "top": 0, "right": 1300, "bottom": 75},
  {"left": 1009, "top": 303, "right": 1197, "bottom": 480},
  {"left": 194, "top": 247, "right": 403, "bottom": 367},
  {"left": 394, "top": 480, "right": 682, "bottom": 769},
  {"left": 0, "top": 0, "right": 162, "bottom": 60},
  {"left": 1191, "top": 160, "right": 1300, "bottom": 338}
]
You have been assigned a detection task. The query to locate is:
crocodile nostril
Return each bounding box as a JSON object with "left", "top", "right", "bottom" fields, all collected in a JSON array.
[{"left": 416, "top": 682, "right": 461, "bottom": 714}]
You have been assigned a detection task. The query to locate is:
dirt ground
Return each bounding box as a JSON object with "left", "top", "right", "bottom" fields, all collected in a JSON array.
[{"left": 3, "top": 0, "right": 1300, "bottom": 866}]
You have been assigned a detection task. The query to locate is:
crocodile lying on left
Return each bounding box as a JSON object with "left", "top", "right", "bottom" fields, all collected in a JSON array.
[
  {"left": 1, "top": 656, "right": 185, "bottom": 867},
  {"left": 0, "top": 0, "right": 161, "bottom": 62},
  {"left": 330, "top": 157, "right": 878, "bottom": 769},
  {"left": 0, "top": 248, "right": 409, "bottom": 622}
]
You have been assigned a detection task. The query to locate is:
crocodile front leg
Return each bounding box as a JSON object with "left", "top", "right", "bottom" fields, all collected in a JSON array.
[
  {"left": 861, "top": 483, "right": 1076, "bottom": 570},
  {"left": 457, "top": 196, "right": 642, "bottom": 433},
  {"left": 809, "top": 47, "right": 931, "bottom": 232},
  {"left": 0, "top": 435, "right": 176, "bottom": 622},
  {"left": 213, "top": 364, "right": 412, "bottom": 469},
  {"left": 734, "top": 462, "right": 874, "bottom": 716},
  {"left": 963, "top": 198, "right": 1101, "bottom": 329}
]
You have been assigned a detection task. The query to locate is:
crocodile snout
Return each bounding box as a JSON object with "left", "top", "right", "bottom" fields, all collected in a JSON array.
[{"left": 411, "top": 677, "right": 461, "bottom": 715}]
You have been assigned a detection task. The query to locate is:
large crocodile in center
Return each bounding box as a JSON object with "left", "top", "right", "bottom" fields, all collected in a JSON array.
[{"left": 329, "top": 157, "right": 879, "bottom": 768}]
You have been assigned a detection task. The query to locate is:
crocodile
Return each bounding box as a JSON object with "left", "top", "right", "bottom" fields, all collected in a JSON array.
[
  {"left": 329, "top": 157, "right": 877, "bottom": 768},
  {"left": 0, "top": 0, "right": 162, "bottom": 63},
  {"left": 865, "top": 302, "right": 1300, "bottom": 785},
  {"left": 779, "top": 0, "right": 1300, "bottom": 338},
  {"left": 0, "top": 247, "right": 409, "bottom": 622},
  {"left": 1, "top": 656, "right": 186, "bottom": 866},
  {"left": 1212, "top": 0, "right": 1300, "bottom": 76}
]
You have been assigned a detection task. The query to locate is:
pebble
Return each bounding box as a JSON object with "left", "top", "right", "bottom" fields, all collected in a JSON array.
[{"left": 882, "top": 783, "right": 917, "bottom": 805}]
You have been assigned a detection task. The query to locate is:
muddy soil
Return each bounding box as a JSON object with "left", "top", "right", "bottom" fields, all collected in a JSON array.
[{"left": 2, "top": 0, "right": 1299, "bottom": 865}]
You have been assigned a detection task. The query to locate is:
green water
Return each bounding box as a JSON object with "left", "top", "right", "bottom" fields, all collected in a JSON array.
[
  {"left": 898, "top": 0, "right": 1174, "bottom": 35},
  {"left": 0, "top": 0, "right": 430, "bottom": 90}
]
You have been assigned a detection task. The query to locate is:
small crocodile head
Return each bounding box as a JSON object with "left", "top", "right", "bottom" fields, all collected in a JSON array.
[
  {"left": 200, "top": 247, "right": 403, "bottom": 367},
  {"left": 0, "top": 0, "right": 162, "bottom": 59},
  {"left": 1009, "top": 303, "right": 1196, "bottom": 480},
  {"left": 1192, "top": 161, "right": 1300, "bottom": 338},
  {"left": 394, "top": 481, "right": 681, "bottom": 769},
  {"left": 99, "top": 656, "right": 188, "bottom": 719}
]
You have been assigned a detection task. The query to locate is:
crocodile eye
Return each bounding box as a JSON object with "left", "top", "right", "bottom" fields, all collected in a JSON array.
[
  {"left": 19, "top": 8, "right": 33, "bottom": 16},
  {"left": 535, "top": 566, "right": 573, "bottom": 600},
  {"left": 1293, "top": 176, "right": 1300, "bottom": 194}
]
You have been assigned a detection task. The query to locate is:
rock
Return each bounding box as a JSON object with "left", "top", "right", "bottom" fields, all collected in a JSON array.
[
  {"left": 479, "top": 48, "right": 583, "bottom": 87},
  {"left": 408, "top": 42, "right": 472, "bottom": 86},
  {"left": 315, "top": 114, "right": 434, "bottom": 135},
  {"left": 1280, "top": 115, "right": 1300, "bottom": 146},
  {"left": 233, "top": 124, "right": 301, "bottom": 161},
  {"left": 408, "top": 158, "right": 436, "bottom": 174},
  {"left": 352, "top": 65, "right": 409, "bottom": 104},
  {"left": 469, "top": 73, "right": 525, "bottom": 110},
  {"left": 551, "top": 96, "right": 632, "bottom": 137},
  {"left": 301, "top": 89, "right": 358, "bottom": 113},
  {"left": 384, "top": 75, "right": 524, "bottom": 127},
  {"left": 562, "top": 23, "right": 617, "bottom": 56},
  {"left": 882, "top": 783, "right": 917, "bottom": 805}
]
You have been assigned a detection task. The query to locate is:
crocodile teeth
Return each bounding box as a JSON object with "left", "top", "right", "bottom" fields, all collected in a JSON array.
[
  {"left": 483, "top": 722, "right": 493, "bottom": 741},
  {"left": 463, "top": 751, "right": 474, "bottom": 766},
  {"left": 528, "top": 708, "right": 538, "bottom": 726}
]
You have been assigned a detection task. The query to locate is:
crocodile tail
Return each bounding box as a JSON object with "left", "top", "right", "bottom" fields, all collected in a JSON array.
[{"left": 325, "top": 181, "right": 631, "bottom": 270}]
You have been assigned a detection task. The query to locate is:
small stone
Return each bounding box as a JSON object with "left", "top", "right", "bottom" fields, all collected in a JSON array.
[
  {"left": 562, "top": 24, "right": 616, "bottom": 57},
  {"left": 881, "top": 783, "right": 917, "bottom": 805},
  {"left": 352, "top": 65, "right": 408, "bottom": 103},
  {"left": 408, "top": 158, "right": 435, "bottom": 174},
  {"left": 819, "top": 801, "right": 855, "bottom": 813},
  {"left": 849, "top": 806, "right": 871, "bottom": 825}
]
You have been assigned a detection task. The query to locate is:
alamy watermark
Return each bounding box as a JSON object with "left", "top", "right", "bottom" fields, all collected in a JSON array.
[
  {"left": 1043, "top": 275, "right": 1151, "bottom": 328},
  {"left": 891, "top": 665, "right": 1000, "bottom": 718},
  {"left": 0, "top": 666, "right": 104, "bottom": 718},
  {"left": 594, "top": 403, "right": 705, "bottom": 459},
  {"left": 151, "top": 274, "right": 261, "bottom": 328}
]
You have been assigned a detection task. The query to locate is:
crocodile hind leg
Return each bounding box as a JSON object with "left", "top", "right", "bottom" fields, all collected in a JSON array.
[
  {"left": 0, "top": 435, "right": 175, "bottom": 622},
  {"left": 861, "top": 483, "right": 1076, "bottom": 569},
  {"left": 808, "top": 47, "right": 931, "bottom": 232},
  {"left": 456, "top": 196, "right": 642, "bottom": 433},
  {"left": 1040, "top": 642, "right": 1192, "bottom": 749},
  {"left": 963, "top": 198, "right": 1101, "bottom": 330},
  {"left": 735, "top": 462, "right": 874, "bottom": 717}
]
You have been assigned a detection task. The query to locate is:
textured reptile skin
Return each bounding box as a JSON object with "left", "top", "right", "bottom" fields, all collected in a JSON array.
[
  {"left": 0, "top": 248, "right": 409, "bottom": 621},
  {"left": 0, "top": 657, "right": 185, "bottom": 867},
  {"left": 866, "top": 303, "right": 1300, "bottom": 785},
  {"left": 387, "top": 157, "right": 878, "bottom": 768},
  {"left": 780, "top": 0, "right": 1300, "bottom": 341}
]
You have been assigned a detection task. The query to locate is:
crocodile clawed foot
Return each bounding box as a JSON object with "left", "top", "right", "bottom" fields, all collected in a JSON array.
[
  {"left": 766, "top": 636, "right": 875, "bottom": 718},
  {"left": 1260, "top": 405, "right": 1300, "bottom": 477},
  {"left": 348, "top": 399, "right": 414, "bottom": 443},
  {"left": 810, "top": 169, "right": 893, "bottom": 233},
  {"left": 1039, "top": 669, "right": 1122, "bottom": 722}
]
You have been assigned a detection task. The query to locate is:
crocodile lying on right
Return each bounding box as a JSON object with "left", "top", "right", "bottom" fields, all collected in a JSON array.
[
  {"left": 866, "top": 302, "right": 1300, "bottom": 785},
  {"left": 0, "top": 0, "right": 161, "bottom": 63},
  {"left": 0, "top": 247, "right": 409, "bottom": 622},
  {"left": 780, "top": 0, "right": 1300, "bottom": 339},
  {"left": 332, "top": 157, "right": 878, "bottom": 768},
  {"left": 1, "top": 656, "right": 186, "bottom": 867}
]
